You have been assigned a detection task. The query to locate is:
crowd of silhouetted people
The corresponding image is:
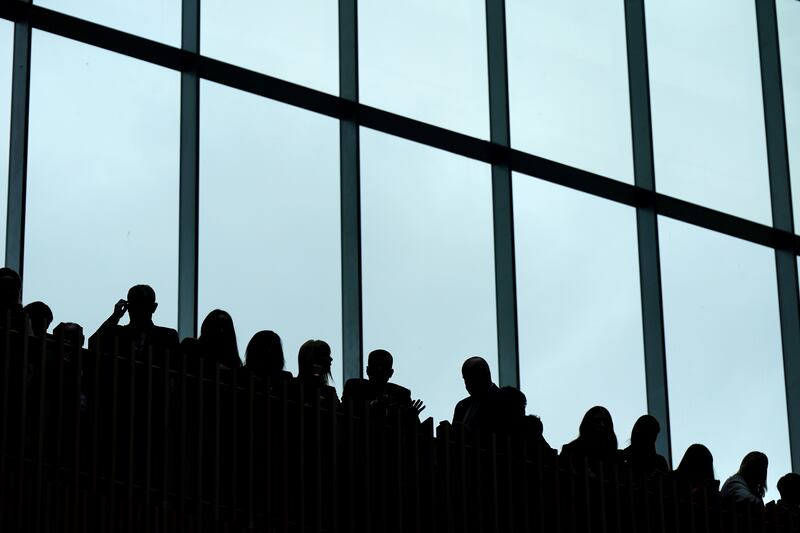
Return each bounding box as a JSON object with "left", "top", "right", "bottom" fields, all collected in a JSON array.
[{"left": 0, "top": 268, "right": 799, "bottom": 519}]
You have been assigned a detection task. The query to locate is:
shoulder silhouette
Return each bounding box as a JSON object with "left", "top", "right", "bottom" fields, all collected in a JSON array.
[
  {"left": 296, "top": 339, "right": 339, "bottom": 405},
  {"left": 672, "top": 443, "right": 717, "bottom": 495},
  {"left": 183, "top": 309, "right": 241, "bottom": 369},
  {"left": 343, "top": 349, "right": 423, "bottom": 417}
]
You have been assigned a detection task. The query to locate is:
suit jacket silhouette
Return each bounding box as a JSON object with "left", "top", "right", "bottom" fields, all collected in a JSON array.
[
  {"left": 342, "top": 378, "right": 412, "bottom": 412},
  {"left": 89, "top": 323, "right": 180, "bottom": 361},
  {"left": 452, "top": 383, "right": 509, "bottom": 435}
]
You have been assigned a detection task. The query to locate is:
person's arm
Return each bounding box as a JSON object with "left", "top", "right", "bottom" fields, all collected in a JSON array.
[{"left": 89, "top": 299, "right": 126, "bottom": 349}]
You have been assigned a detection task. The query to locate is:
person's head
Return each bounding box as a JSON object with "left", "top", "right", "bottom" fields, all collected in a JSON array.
[
  {"left": 461, "top": 356, "right": 492, "bottom": 397},
  {"left": 0, "top": 267, "right": 21, "bottom": 308},
  {"left": 126, "top": 285, "right": 157, "bottom": 326},
  {"left": 245, "top": 330, "right": 285, "bottom": 376},
  {"left": 676, "top": 444, "right": 715, "bottom": 487},
  {"left": 24, "top": 301, "right": 53, "bottom": 336},
  {"left": 777, "top": 473, "right": 800, "bottom": 506},
  {"left": 199, "top": 309, "right": 240, "bottom": 367},
  {"left": 366, "top": 349, "right": 394, "bottom": 385},
  {"left": 525, "top": 415, "right": 544, "bottom": 438},
  {"left": 298, "top": 340, "right": 333, "bottom": 386},
  {"left": 501, "top": 386, "right": 527, "bottom": 420},
  {"left": 53, "top": 322, "right": 85, "bottom": 348},
  {"left": 630, "top": 414, "right": 660, "bottom": 451},
  {"left": 738, "top": 451, "right": 768, "bottom": 499},
  {"left": 578, "top": 406, "right": 618, "bottom": 452}
]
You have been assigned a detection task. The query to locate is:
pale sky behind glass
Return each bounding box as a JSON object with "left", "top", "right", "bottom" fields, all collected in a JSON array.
[
  {"left": 507, "top": 0, "right": 634, "bottom": 183},
  {"left": 0, "top": 20, "right": 11, "bottom": 254},
  {"left": 647, "top": 0, "right": 772, "bottom": 224},
  {"left": 660, "top": 217, "right": 791, "bottom": 498},
  {"left": 514, "top": 174, "right": 646, "bottom": 456},
  {"left": 361, "top": 129, "right": 498, "bottom": 427},
  {"left": 198, "top": 80, "right": 342, "bottom": 379},
  {"left": 777, "top": 0, "right": 800, "bottom": 230},
  {"left": 0, "top": 0, "right": 796, "bottom": 492}
]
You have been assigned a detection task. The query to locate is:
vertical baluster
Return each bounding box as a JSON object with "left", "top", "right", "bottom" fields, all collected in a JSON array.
[
  {"left": 364, "top": 400, "right": 372, "bottom": 533},
  {"left": 145, "top": 348, "right": 153, "bottom": 507},
  {"left": 314, "top": 392, "right": 322, "bottom": 533},
  {"left": 71, "top": 346, "right": 83, "bottom": 533},
  {"left": 345, "top": 400, "right": 355, "bottom": 531},
  {"left": 230, "top": 368, "right": 238, "bottom": 524},
  {"left": 160, "top": 349, "right": 170, "bottom": 514},
  {"left": 394, "top": 413, "right": 403, "bottom": 533},
  {"left": 54, "top": 334, "right": 65, "bottom": 478},
  {"left": 280, "top": 378, "right": 289, "bottom": 533},
  {"left": 213, "top": 363, "right": 220, "bottom": 523},
  {"left": 16, "top": 326, "right": 31, "bottom": 526},
  {"left": 489, "top": 434, "right": 500, "bottom": 533},
  {"left": 330, "top": 394, "right": 339, "bottom": 533},
  {"left": 246, "top": 372, "right": 254, "bottom": 529},
  {"left": 34, "top": 331, "right": 48, "bottom": 533},
  {"left": 178, "top": 352, "right": 187, "bottom": 516},
  {"left": 0, "top": 318, "right": 12, "bottom": 526},
  {"left": 195, "top": 361, "right": 204, "bottom": 522},
  {"left": 265, "top": 376, "right": 274, "bottom": 529}
]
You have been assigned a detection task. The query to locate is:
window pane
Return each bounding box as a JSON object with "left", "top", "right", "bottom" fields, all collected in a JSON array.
[
  {"left": 202, "top": 1, "right": 338, "bottom": 95},
  {"left": 24, "top": 31, "right": 179, "bottom": 339},
  {"left": 777, "top": 0, "right": 800, "bottom": 231},
  {"left": 199, "top": 81, "right": 341, "bottom": 378},
  {"left": 36, "top": 0, "right": 180, "bottom": 47},
  {"left": 0, "top": 20, "right": 13, "bottom": 254},
  {"left": 646, "top": 0, "right": 771, "bottom": 224},
  {"left": 660, "top": 218, "right": 790, "bottom": 498},
  {"left": 514, "top": 175, "right": 646, "bottom": 451},
  {"left": 507, "top": 1, "right": 633, "bottom": 182},
  {"left": 361, "top": 130, "right": 497, "bottom": 425},
  {"left": 359, "top": 0, "right": 489, "bottom": 138}
]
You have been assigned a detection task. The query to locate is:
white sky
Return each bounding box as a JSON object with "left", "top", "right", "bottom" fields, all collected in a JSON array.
[{"left": 0, "top": 0, "right": 797, "bottom": 497}]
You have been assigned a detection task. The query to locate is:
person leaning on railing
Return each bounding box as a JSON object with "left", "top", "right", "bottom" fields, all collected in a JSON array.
[{"left": 720, "top": 451, "right": 769, "bottom": 508}]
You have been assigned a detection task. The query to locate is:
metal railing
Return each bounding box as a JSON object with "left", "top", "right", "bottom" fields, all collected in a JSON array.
[{"left": 0, "top": 326, "right": 798, "bottom": 533}]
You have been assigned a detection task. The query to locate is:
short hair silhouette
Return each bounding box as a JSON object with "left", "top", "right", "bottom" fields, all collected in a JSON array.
[
  {"left": 366, "top": 349, "right": 394, "bottom": 385},
  {"left": 298, "top": 339, "right": 333, "bottom": 386},
  {"left": 738, "top": 451, "right": 769, "bottom": 500},
  {"left": 126, "top": 284, "right": 157, "bottom": 326},
  {"left": 461, "top": 356, "right": 491, "bottom": 397},
  {"left": 777, "top": 473, "right": 800, "bottom": 507},
  {"left": 501, "top": 386, "right": 526, "bottom": 420},
  {"left": 24, "top": 301, "right": 53, "bottom": 336},
  {"left": 199, "top": 309, "right": 240, "bottom": 368},
  {"left": 245, "top": 330, "right": 285, "bottom": 376},
  {"left": 675, "top": 444, "right": 715, "bottom": 488},
  {"left": 0, "top": 267, "right": 22, "bottom": 307}
]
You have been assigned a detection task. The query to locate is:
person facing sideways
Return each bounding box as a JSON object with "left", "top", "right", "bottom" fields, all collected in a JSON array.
[
  {"left": 500, "top": 386, "right": 554, "bottom": 453},
  {"left": 452, "top": 356, "right": 509, "bottom": 435},
  {"left": 342, "top": 349, "right": 425, "bottom": 417},
  {"left": 89, "top": 284, "right": 179, "bottom": 359},
  {"left": 181, "top": 309, "right": 241, "bottom": 369},
  {"left": 672, "top": 444, "right": 717, "bottom": 495},
  {"left": 560, "top": 406, "right": 619, "bottom": 466},
  {"left": 767, "top": 473, "right": 800, "bottom": 512},
  {"left": 0, "top": 267, "right": 30, "bottom": 333},
  {"left": 619, "top": 415, "right": 669, "bottom": 475},
  {"left": 721, "top": 451, "right": 769, "bottom": 507},
  {"left": 244, "top": 330, "right": 292, "bottom": 381},
  {"left": 24, "top": 301, "right": 53, "bottom": 337},
  {"left": 295, "top": 339, "right": 339, "bottom": 404}
]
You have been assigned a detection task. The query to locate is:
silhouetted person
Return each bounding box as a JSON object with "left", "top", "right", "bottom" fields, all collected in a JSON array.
[
  {"left": 296, "top": 339, "right": 339, "bottom": 404},
  {"left": 244, "top": 330, "right": 292, "bottom": 381},
  {"left": 501, "top": 386, "right": 553, "bottom": 452},
  {"left": 619, "top": 415, "right": 669, "bottom": 475},
  {"left": 673, "top": 444, "right": 717, "bottom": 495},
  {"left": 181, "top": 309, "right": 241, "bottom": 369},
  {"left": 89, "top": 284, "right": 179, "bottom": 360},
  {"left": 343, "top": 349, "right": 425, "bottom": 417},
  {"left": 452, "top": 356, "right": 509, "bottom": 435},
  {"left": 53, "top": 322, "right": 85, "bottom": 350},
  {"left": 0, "top": 267, "right": 30, "bottom": 333},
  {"left": 721, "top": 451, "right": 768, "bottom": 507},
  {"left": 769, "top": 473, "right": 800, "bottom": 511},
  {"left": 560, "top": 406, "right": 618, "bottom": 465},
  {"left": 24, "top": 301, "right": 53, "bottom": 337}
]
